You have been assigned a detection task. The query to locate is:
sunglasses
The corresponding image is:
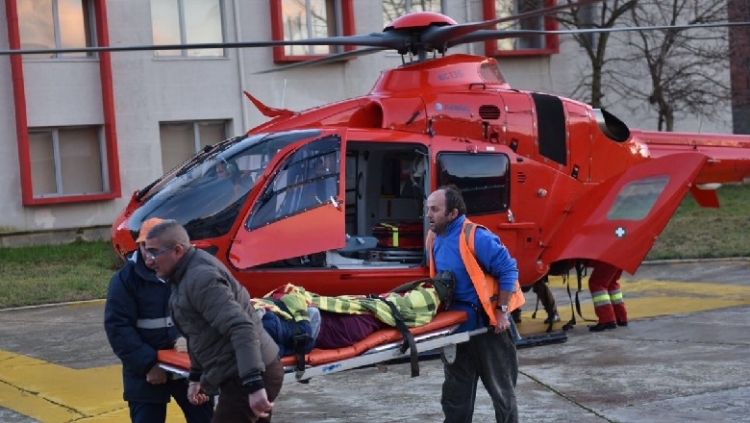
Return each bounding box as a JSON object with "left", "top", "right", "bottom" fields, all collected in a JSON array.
[{"left": 145, "top": 245, "right": 174, "bottom": 260}]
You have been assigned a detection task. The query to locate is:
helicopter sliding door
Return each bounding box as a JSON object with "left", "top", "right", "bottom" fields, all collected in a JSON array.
[{"left": 230, "top": 134, "right": 346, "bottom": 269}]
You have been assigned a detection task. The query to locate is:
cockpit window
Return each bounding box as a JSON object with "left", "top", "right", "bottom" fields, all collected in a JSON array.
[
  {"left": 128, "top": 129, "right": 321, "bottom": 241},
  {"left": 247, "top": 135, "right": 341, "bottom": 229},
  {"left": 608, "top": 175, "right": 669, "bottom": 220}
]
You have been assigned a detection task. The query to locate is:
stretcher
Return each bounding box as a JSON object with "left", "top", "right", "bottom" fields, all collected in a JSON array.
[{"left": 158, "top": 310, "right": 470, "bottom": 384}]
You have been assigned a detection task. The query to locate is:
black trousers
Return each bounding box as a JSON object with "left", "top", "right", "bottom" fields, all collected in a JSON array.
[
  {"left": 212, "top": 357, "right": 284, "bottom": 423},
  {"left": 128, "top": 378, "right": 214, "bottom": 423},
  {"left": 441, "top": 329, "right": 518, "bottom": 423}
]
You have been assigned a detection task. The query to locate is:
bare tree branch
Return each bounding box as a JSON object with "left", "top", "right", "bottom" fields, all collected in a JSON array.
[
  {"left": 556, "top": 0, "right": 638, "bottom": 108},
  {"left": 612, "top": 0, "right": 731, "bottom": 131}
]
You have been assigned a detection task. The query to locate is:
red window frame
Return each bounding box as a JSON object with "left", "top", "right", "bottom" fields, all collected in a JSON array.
[
  {"left": 269, "top": 0, "right": 356, "bottom": 63},
  {"left": 482, "top": 0, "right": 560, "bottom": 57},
  {"left": 6, "top": 0, "right": 121, "bottom": 205}
]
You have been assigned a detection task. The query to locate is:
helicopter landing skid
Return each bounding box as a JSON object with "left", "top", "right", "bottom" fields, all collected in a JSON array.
[{"left": 516, "top": 330, "right": 568, "bottom": 349}]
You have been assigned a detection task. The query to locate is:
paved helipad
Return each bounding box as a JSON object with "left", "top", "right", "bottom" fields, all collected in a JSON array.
[{"left": 1, "top": 260, "right": 749, "bottom": 422}]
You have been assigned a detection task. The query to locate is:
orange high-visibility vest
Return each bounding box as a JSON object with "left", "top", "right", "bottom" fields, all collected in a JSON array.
[{"left": 427, "top": 219, "right": 525, "bottom": 326}]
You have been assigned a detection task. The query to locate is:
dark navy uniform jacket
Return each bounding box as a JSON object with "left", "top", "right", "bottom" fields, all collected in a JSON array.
[{"left": 104, "top": 250, "right": 180, "bottom": 403}]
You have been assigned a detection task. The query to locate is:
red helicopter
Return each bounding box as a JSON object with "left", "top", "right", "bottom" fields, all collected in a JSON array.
[{"left": 83, "top": 3, "right": 750, "bottom": 297}]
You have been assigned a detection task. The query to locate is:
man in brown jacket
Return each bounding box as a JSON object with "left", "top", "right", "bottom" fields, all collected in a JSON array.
[{"left": 144, "top": 219, "right": 282, "bottom": 423}]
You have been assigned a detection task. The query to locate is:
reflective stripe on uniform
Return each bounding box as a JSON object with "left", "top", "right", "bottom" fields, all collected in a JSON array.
[
  {"left": 591, "top": 290, "right": 612, "bottom": 307},
  {"left": 609, "top": 289, "right": 624, "bottom": 304},
  {"left": 136, "top": 316, "right": 174, "bottom": 329}
]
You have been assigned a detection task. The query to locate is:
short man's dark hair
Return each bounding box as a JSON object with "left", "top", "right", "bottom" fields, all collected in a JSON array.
[
  {"left": 147, "top": 219, "right": 191, "bottom": 248},
  {"left": 438, "top": 184, "right": 467, "bottom": 216}
]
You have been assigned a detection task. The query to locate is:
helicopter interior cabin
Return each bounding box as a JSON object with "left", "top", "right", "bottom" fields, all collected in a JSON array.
[
  {"left": 249, "top": 138, "right": 430, "bottom": 270},
  {"left": 337, "top": 141, "right": 429, "bottom": 268}
]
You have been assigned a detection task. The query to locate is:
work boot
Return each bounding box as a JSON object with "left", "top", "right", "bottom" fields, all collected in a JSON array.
[
  {"left": 588, "top": 321, "right": 617, "bottom": 332},
  {"left": 511, "top": 308, "right": 522, "bottom": 324},
  {"left": 617, "top": 319, "right": 628, "bottom": 327}
]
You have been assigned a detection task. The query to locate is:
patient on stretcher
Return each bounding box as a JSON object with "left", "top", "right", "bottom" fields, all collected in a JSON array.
[
  {"left": 258, "top": 305, "right": 388, "bottom": 354},
  {"left": 160, "top": 273, "right": 457, "bottom": 379},
  {"left": 254, "top": 272, "right": 454, "bottom": 356}
]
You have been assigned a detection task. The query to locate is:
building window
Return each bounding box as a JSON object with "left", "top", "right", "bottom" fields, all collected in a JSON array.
[
  {"left": 483, "top": 0, "right": 559, "bottom": 56},
  {"left": 575, "top": 2, "right": 597, "bottom": 49},
  {"left": 159, "top": 120, "right": 228, "bottom": 172},
  {"left": 382, "top": 0, "right": 446, "bottom": 26},
  {"left": 17, "top": 0, "right": 95, "bottom": 59},
  {"left": 28, "top": 126, "right": 107, "bottom": 197},
  {"left": 150, "top": 0, "right": 225, "bottom": 57},
  {"left": 270, "top": 0, "right": 355, "bottom": 62}
]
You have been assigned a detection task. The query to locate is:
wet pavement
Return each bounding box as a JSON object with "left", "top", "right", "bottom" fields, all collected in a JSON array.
[{"left": 1, "top": 260, "right": 749, "bottom": 422}]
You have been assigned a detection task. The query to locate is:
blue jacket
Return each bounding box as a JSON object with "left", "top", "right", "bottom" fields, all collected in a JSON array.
[
  {"left": 432, "top": 215, "right": 519, "bottom": 331},
  {"left": 104, "top": 250, "right": 181, "bottom": 403}
]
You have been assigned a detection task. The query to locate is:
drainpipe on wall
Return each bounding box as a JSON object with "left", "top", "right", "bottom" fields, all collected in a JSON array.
[
  {"left": 233, "top": 0, "right": 250, "bottom": 131},
  {"left": 5, "top": 0, "right": 33, "bottom": 204},
  {"left": 94, "top": 0, "right": 122, "bottom": 197}
]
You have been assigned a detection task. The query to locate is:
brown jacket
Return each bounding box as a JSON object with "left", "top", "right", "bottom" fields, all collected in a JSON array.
[{"left": 169, "top": 247, "right": 279, "bottom": 393}]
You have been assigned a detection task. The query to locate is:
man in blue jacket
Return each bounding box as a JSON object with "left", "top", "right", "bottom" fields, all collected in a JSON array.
[
  {"left": 426, "top": 185, "right": 520, "bottom": 423},
  {"left": 104, "top": 218, "right": 213, "bottom": 423}
]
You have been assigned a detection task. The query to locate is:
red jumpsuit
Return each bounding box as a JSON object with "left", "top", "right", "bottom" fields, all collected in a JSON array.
[{"left": 588, "top": 261, "right": 628, "bottom": 325}]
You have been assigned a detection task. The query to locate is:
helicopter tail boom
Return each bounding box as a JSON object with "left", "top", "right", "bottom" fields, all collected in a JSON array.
[{"left": 633, "top": 129, "right": 750, "bottom": 186}]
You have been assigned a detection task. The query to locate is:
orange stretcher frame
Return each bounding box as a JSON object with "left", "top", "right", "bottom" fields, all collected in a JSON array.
[{"left": 158, "top": 310, "right": 469, "bottom": 383}]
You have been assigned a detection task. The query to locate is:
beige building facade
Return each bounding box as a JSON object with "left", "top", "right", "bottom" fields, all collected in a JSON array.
[{"left": 0, "top": 0, "right": 735, "bottom": 244}]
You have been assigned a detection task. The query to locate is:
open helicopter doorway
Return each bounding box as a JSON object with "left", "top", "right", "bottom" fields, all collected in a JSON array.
[
  {"left": 327, "top": 141, "right": 429, "bottom": 269},
  {"left": 240, "top": 136, "right": 430, "bottom": 271}
]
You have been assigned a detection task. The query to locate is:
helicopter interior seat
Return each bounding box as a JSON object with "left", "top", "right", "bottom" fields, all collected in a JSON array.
[
  {"left": 337, "top": 234, "right": 378, "bottom": 254},
  {"left": 407, "top": 154, "right": 427, "bottom": 199},
  {"left": 323, "top": 234, "right": 378, "bottom": 268}
]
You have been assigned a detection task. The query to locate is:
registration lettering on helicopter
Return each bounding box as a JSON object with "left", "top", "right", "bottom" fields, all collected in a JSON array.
[{"left": 437, "top": 70, "right": 464, "bottom": 81}]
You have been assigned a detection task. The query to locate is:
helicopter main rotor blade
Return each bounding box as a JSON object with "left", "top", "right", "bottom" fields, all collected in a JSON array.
[
  {"left": 421, "top": 0, "right": 604, "bottom": 49},
  {"left": 255, "top": 47, "right": 388, "bottom": 74},
  {"left": 0, "top": 32, "right": 404, "bottom": 56},
  {"left": 0, "top": 0, "right": 603, "bottom": 56},
  {"left": 447, "top": 20, "right": 750, "bottom": 47}
]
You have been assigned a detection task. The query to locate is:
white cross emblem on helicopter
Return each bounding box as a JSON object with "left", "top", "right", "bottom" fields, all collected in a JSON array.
[{"left": 615, "top": 227, "right": 626, "bottom": 238}]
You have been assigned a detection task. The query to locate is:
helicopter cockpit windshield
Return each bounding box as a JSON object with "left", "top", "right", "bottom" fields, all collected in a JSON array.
[{"left": 127, "top": 129, "right": 322, "bottom": 240}]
